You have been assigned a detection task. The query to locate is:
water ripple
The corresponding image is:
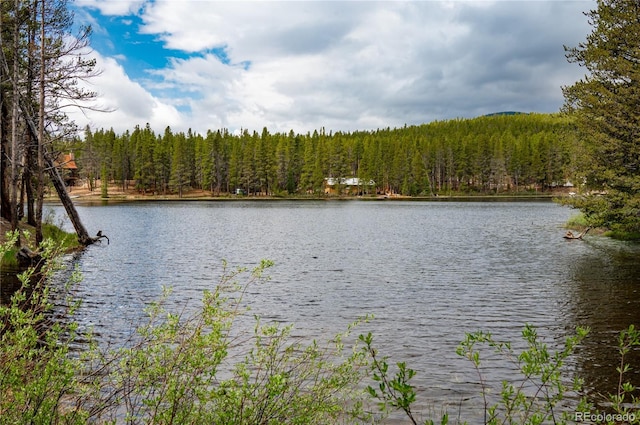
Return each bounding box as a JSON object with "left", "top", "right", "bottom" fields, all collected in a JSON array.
[{"left": 45, "top": 200, "right": 640, "bottom": 414}]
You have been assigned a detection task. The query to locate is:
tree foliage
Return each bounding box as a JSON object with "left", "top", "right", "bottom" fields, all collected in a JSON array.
[
  {"left": 562, "top": 0, "right": 640, "bottom": 235},
  {"left": 76, "top": 113, "right": 579, "bottom": 197},
  {"left": 0, "top": 0, "right": 97, "bottom": 244}
]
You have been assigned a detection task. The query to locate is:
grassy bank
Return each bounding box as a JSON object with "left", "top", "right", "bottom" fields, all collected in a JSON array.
[
  {"left": 564, "top": 212, "right": 640, "bottom": 241},
  {"left": 0, "top": 217, "right": 80, "bottom": 269}
]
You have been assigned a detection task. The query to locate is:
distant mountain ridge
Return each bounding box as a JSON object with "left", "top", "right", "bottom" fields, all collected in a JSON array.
[{"left": 484, "top": 111, "right": 528, "bottom": 117}]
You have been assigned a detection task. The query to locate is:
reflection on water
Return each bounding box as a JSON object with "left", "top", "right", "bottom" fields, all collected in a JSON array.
[
  {"left": 36, "top": 200, "right": 640, "bottom": 418},
  {"left": 1, "top": 269, "right": 23, "bottom": 304},
  {"left": 565, "top": 237, "right": 640, "bottom": 403}
]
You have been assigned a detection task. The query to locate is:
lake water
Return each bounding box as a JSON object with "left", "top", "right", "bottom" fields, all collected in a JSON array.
[{"left": 43, "top": 200, "right": 640, "bottom": 421}]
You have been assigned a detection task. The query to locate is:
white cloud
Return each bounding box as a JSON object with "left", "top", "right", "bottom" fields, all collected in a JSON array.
[
  {"left": 72, "top": 0, "right": 593, "bottom": 135},
  {"left": 67, "top": 52, "right": 182, "bottom": 133},
  {"left": 75, "top": 0, "right": 144, "bottom": 16}
]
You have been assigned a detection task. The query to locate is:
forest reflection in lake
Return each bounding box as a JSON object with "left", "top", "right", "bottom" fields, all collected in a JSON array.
[{"left": 44, "top": 200, "right": 640, "bottom": 417}]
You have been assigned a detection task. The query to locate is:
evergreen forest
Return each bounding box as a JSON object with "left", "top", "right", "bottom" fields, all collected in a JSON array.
[{"left": 70, "top": 112, "right": 579, "bottom": 198}]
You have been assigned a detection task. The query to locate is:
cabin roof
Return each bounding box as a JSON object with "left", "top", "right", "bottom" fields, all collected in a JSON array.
[
  {"left": 324, "top": 177, "right": 375, "bottom": 186},
  {"left": 56, "top": 153, "right": 78, "bottom": 170}
]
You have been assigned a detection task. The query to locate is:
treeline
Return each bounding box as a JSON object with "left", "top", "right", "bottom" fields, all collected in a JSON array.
[
  {"left": 1, "top": 0, "right": 97, "bottom": 245},
  {"left": 71, "top": 113, "right": 579, "bottom": 197}
]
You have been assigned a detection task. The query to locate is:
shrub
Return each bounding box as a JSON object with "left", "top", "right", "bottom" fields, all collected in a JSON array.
[
  {"left": 86, "top": 260, "right": 372, "bottom": 424},
  {"left": 1, "top": 233, "right": 638, "bottom": 424},
  {"left": 0, "top": 248, "right": 374, "bottom": 424},
  {"left": 454, "top": 325, "right": 591, "bottom": 425},
  {"left": 0, "top": 232, "right": 85, "bottom": 424}
]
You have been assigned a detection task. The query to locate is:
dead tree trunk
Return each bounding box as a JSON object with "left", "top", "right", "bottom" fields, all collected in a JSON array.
[
  {"left": 0, "top": 100, "right": 10, "bottom": 221},
  {"left": 35, "top": 0, "right": 45, "bottom": 246},
  {"left": 564, "top": 227, "right": 591, "bottom": 240},
  {"left": 9, "top": 0, "right": 21, "bottom": 239},
  {"left": 17, "top": 99, "right": 94, "bottom": 245},
  {"left": 43, "top": 148, "right": 94, "bottom": 245},
  {"left": 0, "top": 2, "right": 7, "bottom": 221}
]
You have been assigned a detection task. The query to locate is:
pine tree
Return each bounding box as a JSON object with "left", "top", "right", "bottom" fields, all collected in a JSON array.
[
  {"left": 1, "top": 0, "right": 97, "bottom": 245},
  {"left": 154, "top": 127, "right": 170, "bottom": 195},
  {"left": 169, "top": 129, "right": 191, "bottom": 198},
  {"left": 562, "top": 0, "right": 640, "bottom": 234},
  {"left": 133, "top": 124, "right": 155, "bottom": 193}
]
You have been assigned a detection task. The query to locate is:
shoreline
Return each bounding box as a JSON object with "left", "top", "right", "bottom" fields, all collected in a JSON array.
[
  {"left": 45, "top": 186, "right": 563, "bottom": 204},
  {"left": 46, "top": 194, "right": 560, "bottom": 205}
]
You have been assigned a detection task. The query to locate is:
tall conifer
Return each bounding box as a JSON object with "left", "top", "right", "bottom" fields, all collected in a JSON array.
[{"left": 563, "top": 0, "right": 640, "bottom": 234}]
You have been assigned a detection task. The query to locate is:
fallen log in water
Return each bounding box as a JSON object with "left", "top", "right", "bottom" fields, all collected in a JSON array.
[{"left": 564, "top": 227, "right": 591, "bottom": 240}]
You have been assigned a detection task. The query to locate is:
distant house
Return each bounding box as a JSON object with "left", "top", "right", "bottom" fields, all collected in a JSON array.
[
  {"left": 323, "top": 177, "right": 375, "bottom": 195},
  {"left": 55, "top": 152, "right": 79, "bottom": 187}
]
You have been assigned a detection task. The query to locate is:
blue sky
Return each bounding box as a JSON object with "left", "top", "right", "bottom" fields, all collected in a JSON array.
[
  {"left": 69, "top": 0, "right": 593, "bottom": 135},
  {"left": 87, "top": 14, "right": 185, "bottom": 79}
]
